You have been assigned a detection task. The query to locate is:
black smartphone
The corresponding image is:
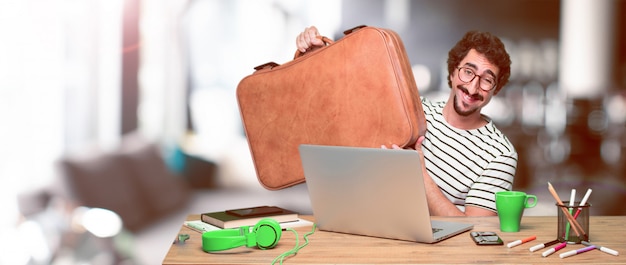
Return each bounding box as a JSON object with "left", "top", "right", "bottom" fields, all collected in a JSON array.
[
  {"left": 225, "top": 206, "right": 291, "bottom": 217},
  {"left": 470, "top": 231, "right": 503, "bottom": 245}
]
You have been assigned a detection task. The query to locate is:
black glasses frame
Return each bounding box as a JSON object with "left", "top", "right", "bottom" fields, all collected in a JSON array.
[{"left": 457, "top": 67, "right": 497, "bottom": 92}]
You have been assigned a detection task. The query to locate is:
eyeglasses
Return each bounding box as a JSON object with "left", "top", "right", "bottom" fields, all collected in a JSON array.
[{"left": 457, "top": 67, "right": 497, "bottom": 92}]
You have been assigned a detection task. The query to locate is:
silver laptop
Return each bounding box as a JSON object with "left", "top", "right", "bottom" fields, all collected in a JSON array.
[{"left": 299, "top": 144, "right": 473, "bottom": 243}]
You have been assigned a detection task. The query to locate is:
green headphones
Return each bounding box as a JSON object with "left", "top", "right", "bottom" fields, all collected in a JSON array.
[{"left": 202, "top": 218, "right": 282, "bottom": 252}]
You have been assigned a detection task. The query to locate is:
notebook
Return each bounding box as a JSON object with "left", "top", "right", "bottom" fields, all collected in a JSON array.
[{"left": 298, "top": 144, "right": 473, "bottom": 243}]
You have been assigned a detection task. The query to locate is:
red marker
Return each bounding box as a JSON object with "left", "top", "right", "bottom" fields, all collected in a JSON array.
[
  {"left": 507, "top": 235, "right": 537, "bottom": 248},
  {"left": 572, "top": 189, "right": 592, "bottom": 219}
]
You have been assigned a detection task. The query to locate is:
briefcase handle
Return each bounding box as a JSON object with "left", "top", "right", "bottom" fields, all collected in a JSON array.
[
  {"left": 292, "top": 25, "right": 369, "bottom": 59},
  {"left": 256, "top": 26, "right": 363, "bottom": 71},
  {"left": 293, "top": 35, "right": 334, "bottom": 59}
]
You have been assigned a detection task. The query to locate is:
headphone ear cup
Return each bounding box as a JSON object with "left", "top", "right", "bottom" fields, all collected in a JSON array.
[{"left": 253, "top": 218, "right": 282, "bottom": 249}]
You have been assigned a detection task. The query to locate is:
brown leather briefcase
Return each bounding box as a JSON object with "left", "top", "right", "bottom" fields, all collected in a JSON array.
[{"left": 236, "top": 25, "right": 426, "bottom": 190}]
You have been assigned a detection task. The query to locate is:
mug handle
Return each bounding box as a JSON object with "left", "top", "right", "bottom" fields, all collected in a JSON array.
[{"left": 525, "top": 195, "right": 538, "bottom": 208}]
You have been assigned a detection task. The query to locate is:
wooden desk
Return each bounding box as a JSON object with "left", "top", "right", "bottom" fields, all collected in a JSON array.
[{"left": 163, "top": 215, "right": 625, "bottom": 264}]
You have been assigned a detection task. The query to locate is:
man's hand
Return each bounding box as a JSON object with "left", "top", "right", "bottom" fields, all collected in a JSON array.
[
  {"left": 296, "top": 26, "right": 325, "bottom": 53},
  {"left": 381, "top": 136, "right": 425, "bottom": 151},
  {"left": 381, "top": 136, "right": 495, "bottom": 216}
]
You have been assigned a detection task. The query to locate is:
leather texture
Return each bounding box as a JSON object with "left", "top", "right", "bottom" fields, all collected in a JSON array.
[{"left": 237, "top": 26, "right": 426, "bottom": 190}]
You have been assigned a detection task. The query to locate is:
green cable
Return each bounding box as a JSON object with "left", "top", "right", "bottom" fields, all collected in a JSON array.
[{"left": 271, "top": 223, "right": 317, "bottom": 265}]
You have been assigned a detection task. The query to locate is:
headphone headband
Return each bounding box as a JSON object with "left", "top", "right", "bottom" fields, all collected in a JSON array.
[{"left": 202, "top": 226, "right": 253, "bottom": 251}]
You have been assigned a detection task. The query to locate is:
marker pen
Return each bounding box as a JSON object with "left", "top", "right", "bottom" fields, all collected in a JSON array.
[
  {"left": 529, "top": 239, "right": 560, "bottom": 252},
  {"left": 542, "top": 242, "right": 567, "bottom": 257},
  {"left": 564, "top": 189, "right": 576, "bottom": 240},
  {"left": 507, "top": 235, "right": 536, "bottom": 248},
  {"left": 573, "top": 189, "right": 592, "bottom": 219},
  {"left": 582, "top": 241, "right": 619, "bottom": 256},
  {"left": 560, "top": 245, "right": 596, "bottom": 258}
]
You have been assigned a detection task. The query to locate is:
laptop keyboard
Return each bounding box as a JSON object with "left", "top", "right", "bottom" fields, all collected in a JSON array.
[{"left": 432, "top": 228, "right": 443, "bottom": 233}]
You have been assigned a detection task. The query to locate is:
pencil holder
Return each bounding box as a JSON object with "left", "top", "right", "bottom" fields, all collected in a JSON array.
[{"left": 556, "top": 201, "right": 590, "bottom": 244}]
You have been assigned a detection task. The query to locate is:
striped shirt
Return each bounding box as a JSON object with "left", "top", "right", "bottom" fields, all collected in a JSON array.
[{"left": 421, "top": 97, "right": 517, "bottom": 213}]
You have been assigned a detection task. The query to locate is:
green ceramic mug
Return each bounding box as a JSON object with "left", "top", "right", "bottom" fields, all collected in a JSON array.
[{"left": 495, "top": 191, "right": 538, "bottom": 232}]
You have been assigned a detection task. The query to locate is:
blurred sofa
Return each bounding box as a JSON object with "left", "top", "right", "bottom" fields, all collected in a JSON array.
[
  {"left": 17, "top": 133, "right": 312, "bottom": 264},
  {"left": 58, "top": 136, "right": 192, "bottom": 233}
]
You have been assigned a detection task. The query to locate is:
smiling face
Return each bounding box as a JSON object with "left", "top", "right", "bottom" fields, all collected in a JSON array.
[{"left": 448, "top": 49, "right": 500, "bottom": 117}]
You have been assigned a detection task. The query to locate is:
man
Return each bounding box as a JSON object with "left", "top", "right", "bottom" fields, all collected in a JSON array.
[{"left": 296, "top": 26, "right": 517, "bottom": 217}]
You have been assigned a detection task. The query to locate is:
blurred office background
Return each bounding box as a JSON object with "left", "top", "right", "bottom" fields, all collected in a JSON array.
[{"left": 1, "top": 0, "right": 625, "bottom": 264}]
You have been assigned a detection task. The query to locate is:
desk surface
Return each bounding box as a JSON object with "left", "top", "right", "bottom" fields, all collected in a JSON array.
[{"left": 162, "top": 215, "right": 625, "bottom": 264}]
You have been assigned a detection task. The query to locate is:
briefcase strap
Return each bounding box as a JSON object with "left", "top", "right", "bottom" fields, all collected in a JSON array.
[
  {"left": 292, "top": 24, "right": 369, "bottom": 59},
  {"left": 293, "top": 35, "right": 334, "bottom": 59}
]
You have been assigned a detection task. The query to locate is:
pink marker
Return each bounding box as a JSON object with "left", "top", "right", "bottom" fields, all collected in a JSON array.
[{"left": 542, "top": 242, "right": 567, "bottom": 257}]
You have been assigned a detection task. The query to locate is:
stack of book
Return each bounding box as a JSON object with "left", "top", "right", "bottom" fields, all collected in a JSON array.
[{"left": 200, "top": 205, "right": 299, "bottom": 229}]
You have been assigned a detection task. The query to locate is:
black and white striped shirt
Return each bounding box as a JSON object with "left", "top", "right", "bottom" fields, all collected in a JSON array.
[{"left": 421, "top": 97, "right": 517, "bottom": 213}]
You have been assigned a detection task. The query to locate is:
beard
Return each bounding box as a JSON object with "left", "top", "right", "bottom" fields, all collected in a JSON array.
[{"left": 452, "top": 85, "right": 483, "bottom": 117}]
